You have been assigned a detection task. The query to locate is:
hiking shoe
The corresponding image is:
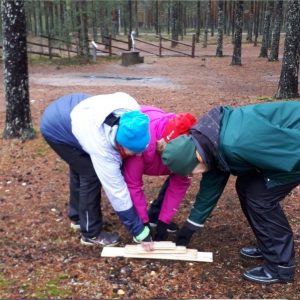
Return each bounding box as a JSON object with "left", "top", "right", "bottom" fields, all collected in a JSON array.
[
  {"left": 240, "top": 246, "right": 263, "bottom": 259},
  {"left": 70, "top": 220, "right": 80, "bottom": 231},
  {"left": 149, "top": 221, "right": 179, "bottom": 233},
  {"left": 243, "top": 265, "right": 294, "bottom": 284},
  {"left": 80, "top": 231, "right": 120, "bottom": 247}
]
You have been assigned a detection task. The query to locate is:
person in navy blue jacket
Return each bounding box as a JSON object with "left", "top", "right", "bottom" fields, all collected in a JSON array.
[{"left": 40, "top": 92, "right": 153, "bottom": 248}]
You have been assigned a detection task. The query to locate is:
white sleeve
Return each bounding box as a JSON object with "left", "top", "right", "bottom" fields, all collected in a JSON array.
[{"left": 90, "top": 151, "right": 133, "bottom": 212}]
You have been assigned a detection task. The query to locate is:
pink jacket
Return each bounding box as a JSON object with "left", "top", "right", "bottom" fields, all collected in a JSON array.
[{"left": 123, "top": 105, "right": 191, "bottom": 224}]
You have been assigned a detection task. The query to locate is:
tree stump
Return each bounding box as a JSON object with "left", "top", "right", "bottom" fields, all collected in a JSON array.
[{"left": 121, "top": 51, "right": 143, "bottom": 66}]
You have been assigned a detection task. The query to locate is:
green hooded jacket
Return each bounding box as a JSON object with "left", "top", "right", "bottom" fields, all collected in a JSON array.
[{"left": 188, "top": 101, "right": 300, "bottom": 226}]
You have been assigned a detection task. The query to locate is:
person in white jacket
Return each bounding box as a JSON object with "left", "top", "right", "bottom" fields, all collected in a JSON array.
[{"left": 40, "top": 92, "right": 152, "bottom": 247}]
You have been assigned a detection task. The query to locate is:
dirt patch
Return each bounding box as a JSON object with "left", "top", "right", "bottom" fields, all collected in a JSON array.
[
  {"left": 31, "top": 72, "right": 175, "bottom": 88},
  {"left": 0, "top": 42, "right": 300, "bottom": 299}
]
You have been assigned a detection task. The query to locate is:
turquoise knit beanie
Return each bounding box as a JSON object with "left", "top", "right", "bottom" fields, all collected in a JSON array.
[
  {"left": 162, "top": 135, "right": 198, "bottom": 176},
  {"left": 116, "top": 111, "right": 150, "bottom": 153}
]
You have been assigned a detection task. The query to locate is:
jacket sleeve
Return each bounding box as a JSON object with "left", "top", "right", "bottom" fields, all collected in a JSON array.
[
  {"left": 187, "top": 169, "right": 230, "bottom": 227},
  {"left": 90, "top": 152, "right": 147, "bottom": 238},
  {"left": 123, "top": 155, "right": 149, "bottom": 224},
  {"left": 159, "top": 174, "right": 191, "bottom": 224}
]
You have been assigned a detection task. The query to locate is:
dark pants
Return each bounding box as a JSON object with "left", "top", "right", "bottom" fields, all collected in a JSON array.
[
  {"left": 45, "top": 139, "right": 103, "bottom": 238},
  {"left": 236, "top": 172, "right": 299, "bottom": 280},
  {"left": 148, "top": 177, "right": 170, "bottom": 223}
]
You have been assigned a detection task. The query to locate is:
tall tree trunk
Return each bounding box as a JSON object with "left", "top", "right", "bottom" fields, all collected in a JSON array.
[
  {"left": 247, "top": 0, "right": 254, "bottom": 42},
  {"left": 203, "top": 0, "right": 211, "bottom": 48},
  {"left": 253, "top": 0, "right": 261, "bottom": 46},
  {"left": 195, "top": 1, "right": 201, "bottom": 43},
  {"left": 91, "top": 0, "right": 98, "bottom": 41},
  {"left": 269, "top": 0, "right": 283, "bottom": 61},
  {"left": 231, "top": 1, "right": 243, "bottom": 65},
  {"left": 275, "top": 0, "right": 300, "bottom": 99},
  {"left": 1, "top": 0, "right": 35, "bottom": 139},
  {"left": 155, "top": 0, "right": 159, "bottom": 35},
  {"left": 134, "top": 0, "right": 139, "bottom": 36},
  {"left": 231, "top": 1, "right": 236, "bottom": 43},
  {"left": 171, "top": 1, "right": 180, "bottom": 47},
  {"left": 210, "top": 0, "right": 215, "bottom": 37},
  {"left": 99, "top": 4, "right": 109, "bottom": 49},
  {"left": 128, "top": 0, "right": 132, "bottom": 34},
  {"left": 216, "top": 0, "right": 224, "bottom": 57},
  {"left": 259, "top": 0, "right": 274, "bottom": 57},
  {"left": 167, "top": 0, "right": 171, "bottom": 35}
]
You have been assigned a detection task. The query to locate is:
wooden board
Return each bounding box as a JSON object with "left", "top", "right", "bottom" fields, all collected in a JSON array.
[
  {"left": 125, "top": 244, "right": 188, "bottom": 255},
  {"left": 101, "top": 245, "right": 213, "bottom": 262}
]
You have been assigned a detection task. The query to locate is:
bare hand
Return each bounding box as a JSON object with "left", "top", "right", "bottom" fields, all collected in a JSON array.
[{"left": 141, "top": 241, "right": 155, "bottom": 251}]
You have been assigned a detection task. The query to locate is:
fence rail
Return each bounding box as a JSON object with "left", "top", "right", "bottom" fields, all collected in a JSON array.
[{"left": 0, "top": 34, "right": 197, "bottom": 60}]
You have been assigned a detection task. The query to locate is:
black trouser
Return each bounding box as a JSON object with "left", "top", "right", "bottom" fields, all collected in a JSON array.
[
  {"left": 45, "top": 139, "right": 102, "bottom": 238},
  {"left": 148, "top": 177, "right": 170, "bottom": 223},
  {"left": 236, "top": 172, "right": 299, "bottom": 280}
]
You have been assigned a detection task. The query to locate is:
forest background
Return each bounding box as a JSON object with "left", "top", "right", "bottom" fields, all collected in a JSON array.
[{"left": 0, "top": 0, "right": 300, "bottom": 299}]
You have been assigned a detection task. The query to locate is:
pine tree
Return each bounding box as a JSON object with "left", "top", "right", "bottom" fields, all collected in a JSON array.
[
  {"left": 1, "top": 0, "right": 35, "bottom": 139},
  {"left": 231, "top": 1, "right": 243, "bottom": 65},
  {"left": 275, "top": 0, "right": 300, "bottom": 98}
]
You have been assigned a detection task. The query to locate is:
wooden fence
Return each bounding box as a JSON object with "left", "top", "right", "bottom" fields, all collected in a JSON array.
[{"left": 0, "top": 34, "right": 197, "bottom": 60}]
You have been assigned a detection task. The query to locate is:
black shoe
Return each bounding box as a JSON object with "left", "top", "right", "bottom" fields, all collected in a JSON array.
[
  {"left": 243, "top": 265, "right": 294, "bottom": 284},
  {"left": 80, "top": 231, "right": 120, "bottom": 247},
  {"left": 149, "top": 221, "right": 179, "bottom": 233},
  {"left": 240, "top": 246, "right": 263, "bottom": 259}
]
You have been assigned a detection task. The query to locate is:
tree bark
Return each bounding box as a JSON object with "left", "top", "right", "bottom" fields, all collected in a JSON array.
[
  {"left": 1, "top": 0, "right": 35, "bottom": 139},
  {"left": 231, "top": 1, "right": 243, "bottom": 65},
  {"left": 253, "top": 0, "right": 261, "bottom": 47},
  {"left": 269, "top": 0, "right": 283, "bottom": 61},
  {"left": 171, "top": 1, "right": 180, "bottom": 47},
  {"left": 259, "top": 0, "right": 274, "bottom": 57},
  {"left": 275, "top": 0, "right": 300, "bottom": 99},
  {"left": 203, "top": 0, "right": 211, "bottom": 48},
  {"left": 195, "top": 1, "right": 201, "bottom": 43},
  {"left": 216, "top": 0, "right": 224, "bottom": 57},
  {"left": 247, "top": 0, "right": 254, "bottom": 42}
]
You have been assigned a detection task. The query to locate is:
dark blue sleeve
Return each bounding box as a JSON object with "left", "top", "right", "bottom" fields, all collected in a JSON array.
[{"left": 116, "top": 206, "right": 145, "bottom": 237}]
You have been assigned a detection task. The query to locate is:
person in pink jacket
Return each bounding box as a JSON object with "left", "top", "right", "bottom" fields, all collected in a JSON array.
[{"left": 123, "top": 105, "right": 196, "bottom": 241}]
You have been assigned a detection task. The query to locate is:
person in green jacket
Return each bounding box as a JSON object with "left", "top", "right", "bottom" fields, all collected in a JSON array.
[{"left": 161, "top": 101, "right": 300, "bottom": 284}]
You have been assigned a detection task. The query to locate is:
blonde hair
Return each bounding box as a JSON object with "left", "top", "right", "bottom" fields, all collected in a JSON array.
[{"left": 156, "top": 138, "right": 167, "bottom": 154}]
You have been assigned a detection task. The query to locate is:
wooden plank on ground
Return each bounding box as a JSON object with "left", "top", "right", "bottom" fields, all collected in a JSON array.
[
  {"left": 101, "top": 246, "right": 213, "bottom": 262},
  {"left": 125, "top": 244, "right": 188, "bottom": 255}
]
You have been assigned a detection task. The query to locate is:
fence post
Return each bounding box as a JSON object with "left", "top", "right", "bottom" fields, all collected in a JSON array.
[
  {"left": 192, "top": 34, "right": 196, "bottom": 58},
  {"left": 91, "top": 41, "right": 98, "bottom": 63},
  {"left": 48, "top": 35, "right": 52, "bottom": 60},
  {"left": 109, "top": 35, "right": 112, "bottom": 56},
  {"left": 159, "top": 35, "right": 162, "bottom": 57},
  {"left": 128, "top": 35, "right": 132, "bottom": 50}
]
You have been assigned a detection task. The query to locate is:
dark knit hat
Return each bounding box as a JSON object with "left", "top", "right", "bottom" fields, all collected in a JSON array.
[{"left": 162, "top": 135, "right": 199, "bottom": 176}]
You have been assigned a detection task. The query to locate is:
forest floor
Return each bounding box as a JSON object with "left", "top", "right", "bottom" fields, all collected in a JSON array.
[{"left": 0, "top": 40, "right": 300, "bottom": 299}]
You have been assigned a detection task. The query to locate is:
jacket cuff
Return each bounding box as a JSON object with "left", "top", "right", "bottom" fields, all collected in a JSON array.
[
  {"left": 116, "top": 206, "right": 144, "bottom": 237},
  {"left": 186, "top": 219, "right": 204, "bottom": 231},
  {"left": 135, "top": 226, "right": 150, "bottom": 242}
]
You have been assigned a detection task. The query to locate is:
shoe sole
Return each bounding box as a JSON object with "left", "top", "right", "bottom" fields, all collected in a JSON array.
[
  {"left": 80, "top": 238, "right": 120, "bottom": 247},
  {"left": 243, "top": 273, "right": 288, "bottom": 284},
  {"left": 240, "top": 250, "right": 263, "bottom": 259}
]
